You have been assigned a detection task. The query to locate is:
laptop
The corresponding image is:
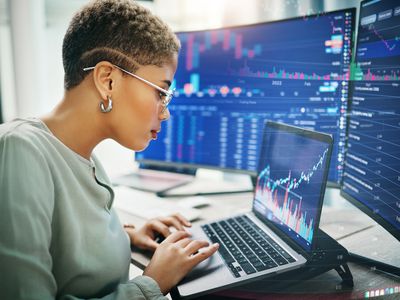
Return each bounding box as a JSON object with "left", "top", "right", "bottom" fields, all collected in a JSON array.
[{"left": 173, "top": 121, "right": 333, "bottom": 298}]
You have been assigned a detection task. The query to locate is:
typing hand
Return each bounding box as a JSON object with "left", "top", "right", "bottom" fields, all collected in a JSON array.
[
  {"left": 144, "top": 231, "right": 219, "bottom": 295},
  {"left": 125, "top": 213, "right": 192, "bottom": 251}
]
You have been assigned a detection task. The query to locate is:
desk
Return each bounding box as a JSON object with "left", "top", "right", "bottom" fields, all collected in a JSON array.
[{"left": 114, "top": 185, "right": 400, "bottom": 299}]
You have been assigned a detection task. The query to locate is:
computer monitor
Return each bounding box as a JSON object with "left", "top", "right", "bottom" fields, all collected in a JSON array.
[
  {"left": 136, "top": 8, "right": 355, "bottom": 185},
  {"left": 341, "top": 0, "right": 400, "bottom": 274}
]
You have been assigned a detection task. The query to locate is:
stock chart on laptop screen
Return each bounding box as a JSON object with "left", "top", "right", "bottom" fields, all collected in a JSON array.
[
  {"left": 136, "top": 9, "right": 355, "bottom": 184},
  {"left": 253, "top": 125, "right": 331, "bottom": 252}
]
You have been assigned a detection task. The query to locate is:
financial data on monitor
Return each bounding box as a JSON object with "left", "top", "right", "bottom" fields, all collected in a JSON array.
[
  {"left": 253, "top": 127, "right": 330, "bottom": 252},
  {"left": 342, "top": 0, "right": 400, "bottom": 235},
  {"left": 136, "top": 9, "right": 354, "bottom": 184}
]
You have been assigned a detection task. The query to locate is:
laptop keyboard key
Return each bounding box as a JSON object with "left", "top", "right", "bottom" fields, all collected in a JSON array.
[
  {"left": 252, "top": 261, "right": 266, "bottom": 271},
  {"left": 274, "top": 257, "right": 289, "bottom": 266},
  {"left": 202, "top": 215, "right": 296, "bottom": 278},
  {"left": 266, "top": 261, "right": 278, "bottom": 269},
  {"left": 227, "top": 263, "right": 240, "bottom": 277},
  {"left": 239, "top": 262, "right": 256, "bottom": 274},
  {"left": 202, "top": 225, "right": 235, "bottom": 264},
  {"left": 280, "top": 250, "right": 296, "bottom": 262},
  {"left": 219, "top": 246, "right": 235, "bottom": 264}
]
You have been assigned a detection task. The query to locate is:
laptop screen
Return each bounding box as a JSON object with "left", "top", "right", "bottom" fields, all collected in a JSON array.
[{"left": 253, "top": 121, "right": 332, "bottom": 252}]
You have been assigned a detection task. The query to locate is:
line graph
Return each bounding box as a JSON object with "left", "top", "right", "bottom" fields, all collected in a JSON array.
[
  {"left": 370, "top": 25, "right": 400, "bottom": 52},
  {"left": 353, "top": 22, "right": 400, "bottom": 81},
  {"left": 255, "top": 148, "right": 329, "bottom": 243}
]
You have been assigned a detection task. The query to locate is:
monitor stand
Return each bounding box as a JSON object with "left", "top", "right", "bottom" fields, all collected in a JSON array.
[
  {"left": 320, "top": 190, "right": 400, "bottom": 279},
  {"left": 157, "top": 170, "right": 254, "bottom": 197},
  {"left": 113, "top": 165, "right": 254, "bottom": 197},
  {"left": 337, "top": 219, "right": 400, "bottom": 278},
  {"left": 348, "top": 252, "right": 400, "bottom": 278}
]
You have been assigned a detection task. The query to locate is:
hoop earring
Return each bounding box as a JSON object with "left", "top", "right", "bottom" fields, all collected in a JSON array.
[
  {"left": 160, "top": 109, "right": 168, "bottom": 120},
  {"left": 100, "top": 96, "right": 113, "bottom": 113}
]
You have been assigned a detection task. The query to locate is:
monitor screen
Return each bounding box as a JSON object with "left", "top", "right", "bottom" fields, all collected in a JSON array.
[
  {"left": 136, "top": 8, "right": 355, "bottom": 184},
  {"left": 253, "top": 122, "right": 332, "bottom": 252},
  {"left": 341, "top": 0, "right": 400, "bottom": 240}
]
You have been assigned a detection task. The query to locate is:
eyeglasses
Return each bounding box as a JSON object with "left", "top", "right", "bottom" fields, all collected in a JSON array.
[{"left": 83, "top": 64, "right": 175, "bottom": 112}]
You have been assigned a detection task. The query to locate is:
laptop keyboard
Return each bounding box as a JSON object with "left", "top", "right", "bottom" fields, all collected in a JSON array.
[{"left": 202, "top": 214, "right": 296, "bottom": 278}]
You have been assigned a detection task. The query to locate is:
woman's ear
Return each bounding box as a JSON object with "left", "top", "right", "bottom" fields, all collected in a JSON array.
[{"left": 92, "top": 61, "right": 115, "bottom": 100}]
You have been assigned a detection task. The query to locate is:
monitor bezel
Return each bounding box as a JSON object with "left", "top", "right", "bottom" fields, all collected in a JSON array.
[
  {"left": 173, "top": 7, "right": 356, "bottom": 37},
  {"left": 135, "top": 7, "right": 356, "bottom": 186},
  {"left": 339, "top": 0, "right": 400, "bottom": 243}
]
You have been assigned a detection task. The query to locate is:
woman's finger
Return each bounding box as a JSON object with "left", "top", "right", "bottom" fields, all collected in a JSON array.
[
  {"left": 142, "top": 238, "right": 159, "bottom": 251},
  {"left": 184, "top": 240, "right": 210, "bottom": 254},
  {"left": 171, "top": 213, "right": 192, "bottom": 227},
  {"left": 158, "top": 216, "right": 185, "bottom": 231},
  {"left": 190, "top": 243, "right": 220, "bottom": 265},
  {"left": 175, "top": 237, "right": 192, "bottom": 248},
  {"left": 164, "top": 230, "right": 191, "bottom": 243},
  {"left": 149, "top": 219, "right": 171, "bottom": 238}
]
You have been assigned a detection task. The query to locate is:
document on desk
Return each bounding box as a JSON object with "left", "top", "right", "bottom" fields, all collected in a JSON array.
[{"left": 112, "top": 186, "right": 202, "bottom": 221}]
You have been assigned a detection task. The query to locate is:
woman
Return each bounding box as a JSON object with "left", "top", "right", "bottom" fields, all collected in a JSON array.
[{"left": 0, "top": 0, "right": 219, "bottom": 299}]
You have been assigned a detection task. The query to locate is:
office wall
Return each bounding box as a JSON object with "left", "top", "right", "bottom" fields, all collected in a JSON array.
[
  {"left": 154, "top": 0, "right": 304, "bottom": 31},
  {"left": 0, "top": 82, "right": 3, "bottom": 123},
  {"left": 0, "top": 0, "right": 17, "bottom": 121}
]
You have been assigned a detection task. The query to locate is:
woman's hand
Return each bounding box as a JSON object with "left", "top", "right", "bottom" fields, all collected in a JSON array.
[
  {"left": 125, "top": 213, "right": 192, "bottom": 251},
  {"left": 143, "top": 231, "right": 219, "bottom": 295}
]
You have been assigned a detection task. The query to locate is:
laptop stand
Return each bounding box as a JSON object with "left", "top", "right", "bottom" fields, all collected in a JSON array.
[
  {"left": 297, "top": 228, "right": 354, "bottom": 287},
  {"left": 203, "top": 229, "right": 354, "bottom": 299}
]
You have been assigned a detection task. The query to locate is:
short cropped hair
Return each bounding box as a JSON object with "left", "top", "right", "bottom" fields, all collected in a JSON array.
[{"left": 62, "top": 0, "right": 180, "bottom": 90}]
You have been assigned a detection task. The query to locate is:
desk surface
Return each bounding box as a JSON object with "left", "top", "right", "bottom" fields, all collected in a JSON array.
[{"left": 114, "top": 184, "right": 400, "bottom": 299}]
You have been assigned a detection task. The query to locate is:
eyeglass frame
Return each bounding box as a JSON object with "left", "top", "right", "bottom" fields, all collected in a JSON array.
[{"left": 82, "top": 64, "right": 175, "bottom": 112}]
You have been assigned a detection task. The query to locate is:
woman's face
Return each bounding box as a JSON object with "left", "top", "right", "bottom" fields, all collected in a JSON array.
[{"left": 109, "top": 55, "right": 178, "bottom": 151}]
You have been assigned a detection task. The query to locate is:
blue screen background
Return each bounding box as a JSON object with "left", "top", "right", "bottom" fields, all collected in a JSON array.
[
  {"left": 342, "top": 0, "right": 400, "bottom": 234},
  {"left": 137, "top": 9, "right": 354, "bottom": 184},
  {"left": 253, "top": 126, "right": 330, "bottom": 252}
]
